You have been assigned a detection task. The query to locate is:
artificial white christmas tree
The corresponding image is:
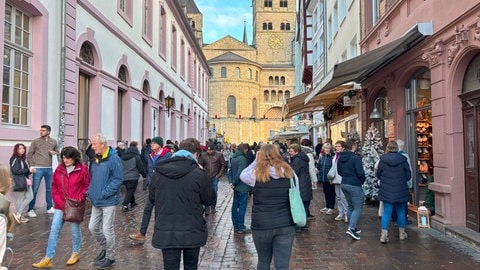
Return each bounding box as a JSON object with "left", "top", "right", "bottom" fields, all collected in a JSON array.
[{"left": 361, "top": 123, "right": 384, "bottom": 201}]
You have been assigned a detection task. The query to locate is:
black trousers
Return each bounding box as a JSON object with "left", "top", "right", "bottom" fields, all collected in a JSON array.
[
  {"left": 162, "top": 247, "right": 200, "bottom": 270},
  {"left": 122, "top": 180, "right": 138, "bottom": 206}
]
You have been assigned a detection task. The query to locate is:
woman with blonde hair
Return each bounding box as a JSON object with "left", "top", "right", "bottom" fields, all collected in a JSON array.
[
  {"left": 0, "top": 163, "right": 14, "bottom": 269},
  {"left": 240, "top": 144, "right": 297, "bottom": 270}
]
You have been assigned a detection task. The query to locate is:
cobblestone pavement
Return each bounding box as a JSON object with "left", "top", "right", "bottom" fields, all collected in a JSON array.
[{"left": 5, "top": 177, "right": 480, "bottom": 269}]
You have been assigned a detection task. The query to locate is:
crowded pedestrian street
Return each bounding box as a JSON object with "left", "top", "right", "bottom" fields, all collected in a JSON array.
[{"left": 5, "top": 177, "right": 480, "bottom": 269}]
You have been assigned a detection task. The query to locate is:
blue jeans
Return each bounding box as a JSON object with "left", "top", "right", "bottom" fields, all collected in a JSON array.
[
  {"left": 252, "top": 226, "right": 295, "bottom": 270},
  {"left": 382, "top": 202, "right": 406, "bottom": 230},
  {"left": 46, "top": 209, "right": 81, "bottom": 258},
  {"left": 231, "top": 191, "right": 248, "bottom": 229},
  {"left": 88, "top": 205, "right": 116, "bottom": 260},
  {"left": 139, "top": 196, "right": 154, "bottom": 235},
  {"left": 207, "top": 177, "right": 219, "bottom": 207},
  {"left": 162, "top": 247, "right": 200, "bottom": 270},
  {"left": 29, "top": 167, "right": 53, "bottom": 211},
  {"left": 341, "top": 184, "right": 365, "bottom": 231}
]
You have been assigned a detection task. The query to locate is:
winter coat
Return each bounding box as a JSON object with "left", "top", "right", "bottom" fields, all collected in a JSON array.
[
  {"left": 316, "top": 153, "right": 333, "bottom": 183},
  {"left": 290, "top": 151, "right": 312, "bottom": 201},
  {"left": 149, "top": 155, "right": 215, "bottom": 249},
  {"left": 198, "top": 151, "right": 225, "bottom": 179},
  {"left": 9, "top": 157, "right": 31, "bottom": 191},
  {"left": 88, "top": 147, "right": 124, "bottom": 207},
  {"left": 302, "top": 146, "right": 318, "bottom": 183},
  {"left": 52, "top": 162, "right": 90, "bottom": 211},
  {"left": 121, "top": 147, "right": 147, "bottom": 181},
  {"left": 228, "top": 150, "right": 249, "bottom": 193},
  {"left": 337, "top": 151, "right": 365, "bottom": 187},
  {"left": 377, "top": 152, "right": 412, "bottom": 203},
  {"left": 239, "top": 160, "right": 297, "bottom": 230},
  {"left": 145, "top": 148, "right": 172, "bottom": 186}
]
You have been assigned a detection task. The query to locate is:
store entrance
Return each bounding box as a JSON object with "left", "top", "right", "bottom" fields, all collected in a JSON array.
[{"left": 462, "top": 95, "right": 480, "bottom": 232}]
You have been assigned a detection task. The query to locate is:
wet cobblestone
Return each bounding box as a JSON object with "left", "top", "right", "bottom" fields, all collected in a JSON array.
[{"left": 5, "top": 177, "right": 480, "bottom": 269}]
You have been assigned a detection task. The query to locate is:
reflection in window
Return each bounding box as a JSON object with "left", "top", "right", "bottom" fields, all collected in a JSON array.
[
  {"left": 221, "top": 67, "right": 227, "bottom": 78},
  {"left": 227, "top": 95, "right": 236, "bottom": 114}
]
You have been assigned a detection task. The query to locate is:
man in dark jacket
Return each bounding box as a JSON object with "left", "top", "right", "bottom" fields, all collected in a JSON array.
[
  {"left": 228, "top": 143, "right": 251, "bottom": 233},
  {"left": 198, "top": 143, "right": 225, "bottom": 214},
  {"left": 128, "top": 136, "right": 172, "bottom": 243},
  {"left": 121, "top": 141, "right": 147, "bottom": 212},
  {"left": 149, "top": 138, "right": 215, "bottom": 270}
]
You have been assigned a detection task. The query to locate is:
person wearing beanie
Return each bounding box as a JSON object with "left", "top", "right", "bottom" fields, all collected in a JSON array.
[
  {"left": 198, "top": 143, "right": 225, "bottom": 215},
  {"left": 128, "top": 136, "right": 172, "bottom": 243}
]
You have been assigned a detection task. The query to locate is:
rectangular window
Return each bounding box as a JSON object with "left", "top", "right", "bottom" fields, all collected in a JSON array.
[
  {"left": 349, "top": 35, "right": 357, "bottom": 57},
  {"left": 221, "top": 67, "right": 227, "bottom": 78},
  {"left": 171, "top": 26, "right": 177, "bottom": 70},
  {"left": 117, "top": 0, "right": 133, "bottom": 26},
  {"left": 280, "top": 0, "right": 288, "bottom": 8},
  {"left": 264, "top": 0, "right": 272, "bottom": 8},
  {"left": 180, "top": 40, "right": 185, "bottom": 79},
  {"left": 159, "top": 6, "right": 167, "bottom": 58},
  {"left": 142, "top": 0, "right": 153, "bottom": 44},
  {"left": 2, "top": 4, "right": 32, "bottom": 125}
]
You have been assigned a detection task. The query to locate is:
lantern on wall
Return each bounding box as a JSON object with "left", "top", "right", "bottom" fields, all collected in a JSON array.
[{"left": 417, "top": 204, "right": 431, "bottom": 228}]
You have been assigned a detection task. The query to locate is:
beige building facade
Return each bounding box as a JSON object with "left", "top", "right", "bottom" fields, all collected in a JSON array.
[{"left": 202, "top": 0, "right": 297, "bottom": 144}]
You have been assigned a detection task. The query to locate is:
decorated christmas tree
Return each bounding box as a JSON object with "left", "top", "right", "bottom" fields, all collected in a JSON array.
[{"left": 361, "top": 123, "right": 384, "bottom": 202}]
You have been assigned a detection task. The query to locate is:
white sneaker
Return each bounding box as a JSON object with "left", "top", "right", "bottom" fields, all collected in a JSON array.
[
  {"left": 28, "top": 209, "right": 37, "bottom": 217},
  {"left": 47, "top": 207, "right": 55, "bottom": 214},
  {"left": 334, "top": 215, "right": 343, "bottom": 221},
  {"left": 319, "top": 207, "right": 328, "bottom": 213},
  {"left": 325, "top": 209, "right": 335, "bottom": 215}
]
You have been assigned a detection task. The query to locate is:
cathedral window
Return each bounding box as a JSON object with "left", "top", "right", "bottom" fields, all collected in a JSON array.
[
  {"left": 281, "top": 23, "right": 285, "bottom": 30},
  {"left": 221, "top": 67, "right": 227, "bottom": 78},
  {"left": 264, "top": 90, "right": 269, "bottom": 102},
  {"left": 268, "top": 22, "right": 273, "bottom": 30},
  {"left": 278, "top": 91, "right": 283, "bottom": 101},
  {"left": 271, "top": 91, "right": 277, "bottom": 101},
  {"left": 234, "top": 67, "right": 240, "bottom": 78},
  {"left": 264, "top": 0, "right": 272, "bottom": 8},
  {"left": 248, "top": 68, "right": 252, "bottom": 80},
  {"left": 286, "top": 23, "right": 291, "bottom": 31},
  {"left": 263, "top": 23, "right": 268, "bottom": 30},
  {"left": 280, "top": 76, "right": 286, "bottom": 85},
  {"left": 285, "top": 90, "right": 290, "bottom": 99},
  {"left": 280, "top": 0, "right": 288, "bottom": 8},
  {"left": 275, "top": 76, "right": 279, "bottom": 85},
  {"left": 227, "top": 96, "right": 236, "bottom": 114},
  {"left": 269, "top": 76, "right": 274, "bottom": 85}
]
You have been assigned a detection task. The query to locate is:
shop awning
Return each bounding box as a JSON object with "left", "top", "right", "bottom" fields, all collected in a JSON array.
[
  {"left": 305, "top": 22, "right": 433, "bottom": 103},
  {"left": 284, "top": 83, "right": 357, "bottom": 118}
]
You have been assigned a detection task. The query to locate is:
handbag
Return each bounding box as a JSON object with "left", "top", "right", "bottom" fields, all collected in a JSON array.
[
  {"left": 327, "top": 164, "right": 336, "bottom": 181},
  {"left": 289, "top": 178, "right": 306, "bottom": 227},
  {"left": 61, "top": 176, "right": 86, "bottom": 223}
]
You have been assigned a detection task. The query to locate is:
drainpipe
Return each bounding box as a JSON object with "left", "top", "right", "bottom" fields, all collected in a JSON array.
[{"left": 58, "top": 0, "right": 66, "bottom": 149}]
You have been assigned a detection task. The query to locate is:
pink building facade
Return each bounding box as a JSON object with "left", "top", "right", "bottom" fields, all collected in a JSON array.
[
  {"left": 1, "top": 0, "right": 209, "bottom": 208},
  {"left": 359, "top": 0, "right": 480, "bottom": 235}
]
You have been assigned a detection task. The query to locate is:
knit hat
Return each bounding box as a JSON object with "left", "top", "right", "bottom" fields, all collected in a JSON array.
[
  {"left": 151, "top": 136, "right": 164, "bottom": 146},
  {"left": 207, "top": 143, "right": 215, "bottom": 150}
]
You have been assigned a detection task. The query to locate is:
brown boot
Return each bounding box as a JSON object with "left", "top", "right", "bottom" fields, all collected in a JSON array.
[
  {"left": 32, "top": 257, "right": 52, "bottom": 268},
  {"left": 66, "top": 252, "right": 80, "bottom": 265},
  {"left": 399, "top": 228, "right": 408, "bottom": 240},
  {"left": 380, "top": 229, "right": 389, "bottom": 244}
]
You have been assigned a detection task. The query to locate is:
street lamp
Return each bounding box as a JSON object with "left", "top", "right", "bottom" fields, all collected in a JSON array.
[
  {"left": 163, "top": 95, "right": 174, "bottom": 117},
  {"left": 369, "top": 96, "right": 391, "bottom": 120}
]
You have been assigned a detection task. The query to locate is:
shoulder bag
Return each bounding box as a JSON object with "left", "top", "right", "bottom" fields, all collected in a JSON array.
[
  {"left": 61, "top": 176, "right": 86, "bottom": 223},
  {"left": 289, "top": 178, "right": 306, "bottom": 227},
  {"left": 11, "top": 159, "right": 27, "bottom": 192}
]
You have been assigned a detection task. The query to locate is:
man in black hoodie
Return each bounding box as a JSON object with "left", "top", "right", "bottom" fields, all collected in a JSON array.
[
  {"left": 121, "top": 141, "right": 147, "bottom": 212},
  {"left": 337, "top": 139, "right": 366, "bottom": 240}
]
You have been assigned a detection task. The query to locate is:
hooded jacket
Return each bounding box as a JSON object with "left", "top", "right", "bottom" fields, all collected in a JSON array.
[
  {"left": 88, "top": 147, "right": 124, "bottom": 207},
  {"left": 377, "top": 152, "right": 412, "bottom": 203},
  {"left": 121, "top": 147, "right": 147, "bottom": 181},
  {"left": 149, "top": 154, "right": 215, "bottom": 249},
  {"left": 290, "top": 151, "right": 312, "bottom": 201},
  {"left": 228, "top": 149, "right": 249, "bottom": 193},
  {"left": 52, "top": 162, "right": 90, "bottom": 210},
  {"left": 337, "top": 151, "right": 365, "bottom": 187}
]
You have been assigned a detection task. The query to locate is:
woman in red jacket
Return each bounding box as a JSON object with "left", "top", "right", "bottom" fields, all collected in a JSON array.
[{"left": 32, "top": 147, "right": 90, "bottom": 268}]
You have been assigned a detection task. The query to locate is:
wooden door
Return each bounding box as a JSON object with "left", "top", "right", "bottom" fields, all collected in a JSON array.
[{"left": 463, "top": 98, "right": 480, "bottom": 232}]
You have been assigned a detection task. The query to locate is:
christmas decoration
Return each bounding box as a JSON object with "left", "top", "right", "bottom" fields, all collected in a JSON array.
[{"left": 361, "top": 123, "right": 384, "bottom": 201}]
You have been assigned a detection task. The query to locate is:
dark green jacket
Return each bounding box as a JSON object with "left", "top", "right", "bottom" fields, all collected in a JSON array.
[{"left": 229, "top": 150, "right": 249, "bottom": 193}]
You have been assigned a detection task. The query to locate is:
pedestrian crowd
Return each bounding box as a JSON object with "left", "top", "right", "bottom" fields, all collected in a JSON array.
[{"left": 0, "top": 125, "right": 413, "bottom": 270}]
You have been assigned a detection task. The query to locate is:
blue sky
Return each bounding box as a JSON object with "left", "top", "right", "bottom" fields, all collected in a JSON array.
[{"left": 195, "top": 0, "right": 253, "bottom": 44}]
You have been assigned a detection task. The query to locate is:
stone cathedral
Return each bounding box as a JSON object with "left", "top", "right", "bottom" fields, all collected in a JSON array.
[{"left": 194, "top": 0, "right": 297, "bottom": 144}]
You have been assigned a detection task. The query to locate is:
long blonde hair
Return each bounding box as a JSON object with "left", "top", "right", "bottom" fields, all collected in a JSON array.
[
  {"left": 255, "top": 144, "right": 294, "bottom": 183},
  {"left": 0, "top": 163, "right": 11, "bottom": 194}
]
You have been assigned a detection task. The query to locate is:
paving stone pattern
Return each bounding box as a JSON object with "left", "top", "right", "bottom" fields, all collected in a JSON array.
[{"left": 6, "top": 177, "right": 480, "bottom": 269}]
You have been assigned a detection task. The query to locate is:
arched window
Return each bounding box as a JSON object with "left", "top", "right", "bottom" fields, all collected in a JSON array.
[
  {"left": 281, "top": 23, "right": 285, "bottom": 30},
  {"left": 227, "top": 96, "right": 236, "bottom": 114},
  {"left": 248, "top": 68, "right": 252, "bottom": 80},
  {"left": 118, "top": 65, "right": 128, "bottom": 83},
  {"left": 221, "top": 67, "right": 227, "bottom": 78},
  {"left": 80, "top": 42, "right": 94, "bottom": 65},
  {"left": 271, "top": 90, "right": 277, "bottom": 101},
  {"left": 286, "top": 23, "right": 291, "bottom": 31},
  {"left": 269, "top": 76, "right": 274, "bottom": 85},
  {"left": 275, "top": 76, "right": 279, "bottom": 85},
  {"left": 252, "top": 98, "right": 257, "bottom": 117},
  {"left": 268, "top": 22, "right": 273, "bottom": 30},
  {"left": 264, "top": 90, "right": 269, "bottom": 102},
  {"left": 142, "top": 80, "right": 150, "bottom": 94},
  {"left": 280, "top": 76, "right": 286, "bottom": 85},
  {"left": 278, "top": 91, "right": 283, "bottom": 101},
  {"left": 285, "top": 90, "right": 290, "bottom": 99},
  {"left": 234, "top": 67, "right": 240, "bottom": 78},
  {"left": 263, "top": 22, "right": 268, "bottom": 30}
]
